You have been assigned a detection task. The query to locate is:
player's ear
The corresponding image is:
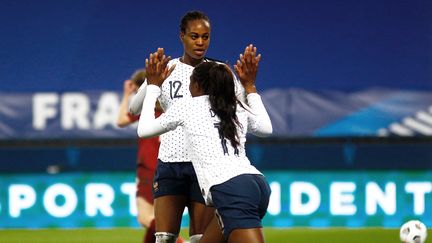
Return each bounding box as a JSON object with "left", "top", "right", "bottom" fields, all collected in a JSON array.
[{"left": 179, "top": 32, "right": 185, "bottom": 43}]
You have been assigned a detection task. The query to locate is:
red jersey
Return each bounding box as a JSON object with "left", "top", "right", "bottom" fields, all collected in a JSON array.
[{"left": 128, "top": 111, "right": 162, "bottom": 171}]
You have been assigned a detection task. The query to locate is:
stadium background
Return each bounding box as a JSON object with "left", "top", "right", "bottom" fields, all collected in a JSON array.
[{"left": 0, "top": 0, "right": 431, "bottom": 241}]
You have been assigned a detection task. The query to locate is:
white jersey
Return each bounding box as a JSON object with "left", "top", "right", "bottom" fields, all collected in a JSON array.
[
  {"left": 137, "top": 85, "right": 272, "bottom": 205},
  {"left": 139, "top": 57, "right": 246, "bottom": 163},
  {"left": 157, "top": 58, "right": 193, "bottom": 162}
]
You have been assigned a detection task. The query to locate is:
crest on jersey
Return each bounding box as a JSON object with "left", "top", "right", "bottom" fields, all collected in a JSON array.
[{"left": 153, "top": 182, "right": 159, "bottom": 192}]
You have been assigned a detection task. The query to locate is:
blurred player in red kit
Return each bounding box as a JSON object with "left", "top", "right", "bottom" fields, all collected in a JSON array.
[{"left": 117, "top": 69, "right": 184, "bottom": 243}]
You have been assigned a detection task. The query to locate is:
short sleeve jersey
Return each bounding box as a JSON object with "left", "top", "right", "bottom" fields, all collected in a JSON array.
[
  {"left": 157, "top": 58, "right": 246, "bottom": 163},
  {"left": 158, "top": 95, "right": 262, "bottom": 205}
]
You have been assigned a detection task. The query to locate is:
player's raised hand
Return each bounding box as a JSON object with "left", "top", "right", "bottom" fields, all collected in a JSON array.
[
  {"left": 234, "top": 44, "right": 261, "bottom": 94},
  {"left": 145, "top": 48, "right": 176, "bottom": 87}
]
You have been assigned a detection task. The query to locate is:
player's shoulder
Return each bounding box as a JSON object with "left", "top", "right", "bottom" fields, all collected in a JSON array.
[
  {"left": 204, "top": 57, "right": 227, "bottom": 64},
  {"left": 168, "top": 57, "right": 193, "bottom": 73},
  {"left": 165, "top": 58, "right": 188, "bottom": 80},
  {"left": 168, "top": 57, "right": 181, "bottom": 65}
]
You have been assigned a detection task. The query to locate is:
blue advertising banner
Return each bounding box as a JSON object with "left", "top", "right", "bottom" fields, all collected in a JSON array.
[
  {"left": 1, "top": 89, "right": 432, "bottom": 138},
  {"left": 0, "top": 91, "right": 134, "bottom": 139},
  {"left": 0, "top": 171, "right": 430, "bottom": 228},
  {"left": 264, "top": 89, "right": 432, "bottom": 137}
]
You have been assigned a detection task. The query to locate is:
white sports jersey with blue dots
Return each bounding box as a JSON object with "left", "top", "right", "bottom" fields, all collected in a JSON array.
[
  {"left": 139, "top": 85, "right": 272, "bottom": 205},
  {"left": 157, "top": 58, "right": 246, "bottom": 163}
]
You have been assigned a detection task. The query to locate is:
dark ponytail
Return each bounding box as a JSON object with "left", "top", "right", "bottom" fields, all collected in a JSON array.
[{"left": 191, "top": 62, "right": 241, "bottom": 149}]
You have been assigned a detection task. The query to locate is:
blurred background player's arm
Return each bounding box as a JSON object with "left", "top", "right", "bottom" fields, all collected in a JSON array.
[
  {"left": 118, "top": 69, "right": 148, "bottom": 127},
  {"left": 117, "top": 79, "right": 139, "bottom": 127},
  {"left": 129, "top": 49, "right": 167, "bottom": 116}
]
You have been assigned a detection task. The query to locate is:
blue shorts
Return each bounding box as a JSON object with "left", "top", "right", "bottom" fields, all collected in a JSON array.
[
  {"left": 210, "top": 174, "right": 271, "bottom": 240},
  {"left": 152, "top": 160, "right": 205, "bottom": 204}
]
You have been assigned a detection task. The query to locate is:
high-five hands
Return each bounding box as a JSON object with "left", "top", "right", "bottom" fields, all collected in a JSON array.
[
  {"left": 145, "top": 48, "right": 176, "bottom": 87},
  {"left": 234, "top": 44, "right": 261, "bottom": 94}
]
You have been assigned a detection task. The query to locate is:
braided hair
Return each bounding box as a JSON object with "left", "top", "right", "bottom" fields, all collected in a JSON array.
[{"left": 191, "top": 62, "right": 241, "bottom": 149}]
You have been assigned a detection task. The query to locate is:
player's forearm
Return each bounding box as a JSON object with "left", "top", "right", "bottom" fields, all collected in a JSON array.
[
  {"left": 117, "top": 95, "right": 132, "bottom": 127},
  {"left": 234, "top": 76, "right": 247, "bottom": 103},
  {"left": 247, "top": 93, "right": 272, "bottom": 137},
  {"left": 137, "top": 85, "right": 167, "bottom": 138},
  {"left": 129, "top": 82, "right": 148, "bottom": 115}
]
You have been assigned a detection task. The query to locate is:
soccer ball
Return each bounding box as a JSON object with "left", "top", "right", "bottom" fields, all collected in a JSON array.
[{"left": 400, "top": 220, "right": 428, "bottom": 243}]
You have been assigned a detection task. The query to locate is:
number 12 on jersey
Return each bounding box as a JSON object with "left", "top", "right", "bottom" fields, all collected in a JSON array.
[{"left": 169, "top": 81, "right": 183, "bottom": 99}]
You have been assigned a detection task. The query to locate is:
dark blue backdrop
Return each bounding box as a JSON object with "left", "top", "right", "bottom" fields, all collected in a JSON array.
[
  {"left": 0, "top": 1, "right": 431, "bottom": 174},
  {"left": 0, "top": 0, "right": 431, "bottom": 92}
]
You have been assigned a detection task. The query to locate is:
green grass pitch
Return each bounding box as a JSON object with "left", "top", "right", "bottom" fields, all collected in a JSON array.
[{"left": 0, "top": 228, "right": 430, "bottom": 243}]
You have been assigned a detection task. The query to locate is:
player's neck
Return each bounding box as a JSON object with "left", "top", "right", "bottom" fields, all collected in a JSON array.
[{"left": 180, "top": 55, "right": 203, "bottom": 67}]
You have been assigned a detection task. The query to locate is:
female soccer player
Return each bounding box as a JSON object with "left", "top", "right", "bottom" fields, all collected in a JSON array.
[
  {"left": 138, "top": 44, "right": 272, "bottom": 243},
  {"left": 116, "top": 69, "right": 164, "bottom": 243},
  {"left": 129, "top": 11, "right": 245, "bottom": 243}
]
